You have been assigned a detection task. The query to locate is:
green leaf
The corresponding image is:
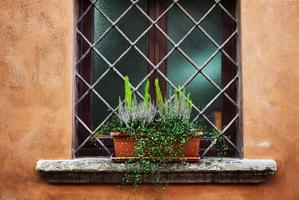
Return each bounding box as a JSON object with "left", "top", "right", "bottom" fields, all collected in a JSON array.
[
  {"left": 144, "top": 80, "right": 150, "bottom": 108},
  {"left": 186, "top": 93, "right": 192, "bottom": 108},
  {"left": 124, "top": 76, "right": 132, "bottom": 110},
  {"left": 177, "top": 86, "right": 183, "bottom": 103},
  {"left": 154, "top": 78, "right": 164, "bottom": 111}
]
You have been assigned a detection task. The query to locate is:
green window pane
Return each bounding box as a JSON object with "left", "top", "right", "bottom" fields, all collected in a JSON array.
[
  {"left": 167, "top": 0, "right": 223, "bottom": 128},
  {"left": 92, "top": 1, "right": 149, "bottom": 128}
]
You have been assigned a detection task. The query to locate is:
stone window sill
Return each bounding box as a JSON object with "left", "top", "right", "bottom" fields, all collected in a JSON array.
[{"left": 36, "top": 158, "right": 276, "bottom": 184}]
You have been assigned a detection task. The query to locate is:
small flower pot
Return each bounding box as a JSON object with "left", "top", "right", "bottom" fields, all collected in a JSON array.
[
  {"left": 111, "top": 132, "right": 136, "bottom": 157},
  {"left": 182, "top": 136, "right": 201, "bottom": 157},
  {"left": 111, "top": 131, "right": 202, "bottom": 158}
]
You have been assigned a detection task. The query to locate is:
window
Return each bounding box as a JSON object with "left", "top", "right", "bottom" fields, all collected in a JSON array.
[{"left": 74, "top": 0, "right": 241, "bottom": 158}]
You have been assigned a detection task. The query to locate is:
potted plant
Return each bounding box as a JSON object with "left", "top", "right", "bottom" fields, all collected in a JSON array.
[
  {"left": 95, "top": 76, "right": 203, "bottom": 186},
  {"left": 111, "top": 76, "right": 156, "bottom": 157},
  {"left": 151, "top": 79, "right": 202, "bottom": 158}
]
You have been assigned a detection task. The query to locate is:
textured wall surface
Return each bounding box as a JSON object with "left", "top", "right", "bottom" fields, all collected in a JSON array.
[{"left": 0, "top": 0, "right": 298, "bottom": 199}]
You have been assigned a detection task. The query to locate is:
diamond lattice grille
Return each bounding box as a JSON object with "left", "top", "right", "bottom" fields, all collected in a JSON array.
[{"left": 74, "top": 0, "right": 241, "bottom": 158}]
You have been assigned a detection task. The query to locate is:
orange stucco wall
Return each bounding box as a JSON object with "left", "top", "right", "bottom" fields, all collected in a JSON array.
[{"left": 0, "top": 0, "right": 299, "bottom": 199}]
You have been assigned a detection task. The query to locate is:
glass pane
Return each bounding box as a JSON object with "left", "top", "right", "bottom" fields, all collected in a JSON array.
[
  {"left": 167, "top": 0, "right": 222, "bottom": 130},
  {"left": 92, "top": 0, "right": 149, "bottom": 129}
]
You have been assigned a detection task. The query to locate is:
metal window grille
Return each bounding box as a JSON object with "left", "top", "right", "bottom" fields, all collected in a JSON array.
[{"left": 74, "top": 0, "right": 241, "bottom": 158}]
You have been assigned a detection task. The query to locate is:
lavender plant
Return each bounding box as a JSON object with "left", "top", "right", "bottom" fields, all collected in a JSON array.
[
  {"left": 154, "top": 79, "right": 193, "bottom": 121},
  {"left": 117, "top": 77, "right": 156, "bottom": 127}
]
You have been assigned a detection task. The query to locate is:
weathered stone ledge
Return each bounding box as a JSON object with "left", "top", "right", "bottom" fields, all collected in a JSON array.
[{"left": 36, "top": 158, "right": 276, "bottom": 184}]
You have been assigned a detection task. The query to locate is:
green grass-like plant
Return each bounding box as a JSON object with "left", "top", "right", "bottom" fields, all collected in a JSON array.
[
  {"left": 186, "top": 93, "right": 192, "bottom": 108},
  {"left": 155, "top": 78, "right": 164, "bottom": 111},
  {"left": 177, "top": 86, "right": 183, "bottom": 103},
  {"left": 144, "top": 80, "right": 151, "bottom": 108},
  {"left": 124, "top": 76, "right": 132, "bottom": 110}
]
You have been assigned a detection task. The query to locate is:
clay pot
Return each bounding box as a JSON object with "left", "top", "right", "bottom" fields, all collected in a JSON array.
[
  {"left": 111, "top": 132, "right": 136, "bottom": 157},
  {"left": 182, "top": 136, "right": 201, "bottom": 157},
  {"left": 111, "top": 132, "right": 202, "bottom": 158}
]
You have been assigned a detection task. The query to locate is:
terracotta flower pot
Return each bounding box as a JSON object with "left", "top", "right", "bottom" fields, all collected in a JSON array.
[
  {"left": 111, "top": 131, "right": 202, "bottom": 158},
  {"left": 182, "top": 136, "right": 201, "bottom": 157},
  {"left": 111, "top": 132, "right": 136, "bottom": 157}
]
